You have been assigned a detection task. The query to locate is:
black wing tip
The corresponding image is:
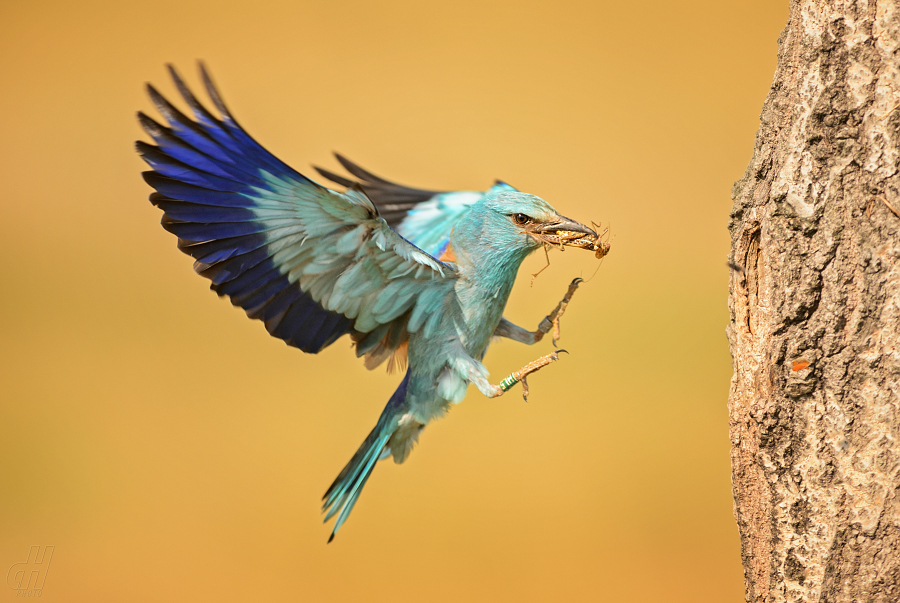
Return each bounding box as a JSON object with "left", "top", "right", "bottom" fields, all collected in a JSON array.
[
  {"left": 142, "top": 170, "right": 182, "bottom": 189},
  {"left": 148, "top": 192, "right": 172, "bottom": 207},
  {"left": 145, "top": 83, "right": 172, "bottom": 110},
  {"left": 165, "top": 63, "right": 186, "bottom": 89},
  {"left": 198, "top": 61, "right": 233, "bottom": 121},
  {"left": 141, "top": 170, "right": 160, "bottom": 187},
  {"left": 167, "top": 64, "right": 203, "bottom": 107},
  {"left": 137, "top": 110, "right": 163, "bottom": 129},
  {"left": 313, "top": 165, "right": 355, "bottom": 189},
  {"left": 137, "top": 113, "right": 169, "bottom": 141},
  {"left": 494, "top": 179, "right": 519, "bottom": 190},
  {"left": 134, "top": 139, "right": 157, "bottom": 154},
  {"left": 333, "top": 153, "right": 391, "bottom": 186}
]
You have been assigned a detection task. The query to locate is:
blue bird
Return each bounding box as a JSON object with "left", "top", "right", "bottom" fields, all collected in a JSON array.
[{"left": 137, "top": 63, "right": 610, "bottom": 542}]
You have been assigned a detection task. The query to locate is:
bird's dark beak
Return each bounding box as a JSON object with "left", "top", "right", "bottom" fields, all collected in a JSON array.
[
  {"left": 530, "top": 215, "right": 596, "bottom": 247},
  {"left": 528, "top": 215, "right": 610, "bottom": 258}
]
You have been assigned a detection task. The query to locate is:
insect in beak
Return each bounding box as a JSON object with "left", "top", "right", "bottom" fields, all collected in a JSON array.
[{"left": 530, "top": 216, "right": 610, "bottom": 259}]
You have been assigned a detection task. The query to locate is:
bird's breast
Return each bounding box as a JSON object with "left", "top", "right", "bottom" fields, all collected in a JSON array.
[{"left": 454, "top": 277, "right": 515, "bottom": 357}]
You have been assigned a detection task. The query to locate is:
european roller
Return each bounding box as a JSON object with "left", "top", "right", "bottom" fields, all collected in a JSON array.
[{"left": 137, "top": 64, "right": 610, "bottom": 542}]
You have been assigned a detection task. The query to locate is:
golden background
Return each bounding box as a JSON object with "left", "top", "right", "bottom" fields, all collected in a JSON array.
[{"left": 0, "top": 1, "right": 786, "bottom": 600}]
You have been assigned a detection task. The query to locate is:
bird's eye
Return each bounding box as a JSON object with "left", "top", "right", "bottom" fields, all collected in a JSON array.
[{"left": 512, "top": 213, "right": 531, "bottom": 225}]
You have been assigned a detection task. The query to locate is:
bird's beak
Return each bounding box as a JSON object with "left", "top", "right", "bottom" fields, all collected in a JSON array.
[
  {"left": 528, "top": 215, "right": 611, "bottom": 259},
  {"left": 531, "top": 215, "right": 606, "bottom": 252}
]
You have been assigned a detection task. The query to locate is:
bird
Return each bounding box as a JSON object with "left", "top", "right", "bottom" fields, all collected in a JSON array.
[{"left": 136, "top": 63, "right": 610, "bottom": 542}]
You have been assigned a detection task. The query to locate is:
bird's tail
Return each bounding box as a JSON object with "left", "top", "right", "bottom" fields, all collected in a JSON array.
[{"left": 322, "top": 370, "right": 411, "bottom": 542}]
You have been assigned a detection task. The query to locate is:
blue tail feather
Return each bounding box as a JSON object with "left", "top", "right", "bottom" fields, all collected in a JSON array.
[{"left": 323, "top": 370, "right": 411, "bottom": 542}]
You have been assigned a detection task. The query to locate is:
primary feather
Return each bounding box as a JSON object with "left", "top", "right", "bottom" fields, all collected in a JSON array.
[{"left": 138, "top": 64, "right": 455, "bottom": 361}]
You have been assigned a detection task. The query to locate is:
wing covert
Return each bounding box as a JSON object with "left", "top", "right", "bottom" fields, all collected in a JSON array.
[{"left": 316, "top": 156, "right": 519, "bottom": 258}]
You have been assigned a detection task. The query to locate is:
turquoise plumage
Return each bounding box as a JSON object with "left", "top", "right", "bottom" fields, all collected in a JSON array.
[{"left": 137, "top": 63, "right": 608, "bottom": 541}]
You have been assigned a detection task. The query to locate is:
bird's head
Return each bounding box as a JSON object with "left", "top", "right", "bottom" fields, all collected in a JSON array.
[
  {"left": 482, "top": 189, "right": 600, "bottom": 252},
  {"left": 451, "top": 187, "right": 605, "bottom": 269}
]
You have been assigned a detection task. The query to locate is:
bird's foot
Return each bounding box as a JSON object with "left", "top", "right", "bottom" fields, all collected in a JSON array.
[
  {"left": 537, "top": 277, "right": 583, "bottom": 346},
  {"left": 498, "top": 349, "right": 567, "bottom": 401}
]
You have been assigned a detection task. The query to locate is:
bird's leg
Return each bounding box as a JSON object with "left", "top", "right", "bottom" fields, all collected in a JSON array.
[
  {"left": 492, "top": 278, "right": 584, "bottom": 346},
  {"left": 454, "top": 350, "right": 566, "bottom": 402},
  {"left": 536, "top": 277, "right": 583, "bottom": 346},
  {"left": 497, "top": 350, "right": 567, "bottom": 401}
]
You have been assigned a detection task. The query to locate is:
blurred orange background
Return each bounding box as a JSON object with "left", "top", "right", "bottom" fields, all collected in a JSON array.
[{"left": 0, "top": 1, "right": 786, "bottom": 601}]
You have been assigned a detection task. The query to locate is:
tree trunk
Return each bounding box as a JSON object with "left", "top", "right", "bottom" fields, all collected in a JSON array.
[{"left": 728, "top": 1, "right": 900, "bottom": 602}]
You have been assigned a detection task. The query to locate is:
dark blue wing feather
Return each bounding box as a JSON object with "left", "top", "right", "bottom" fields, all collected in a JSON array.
[
  {"left": 139, "top": 65, "right": 355, "bottom": 353},
  {"left": 138, "top": 64, "right": 455, "bottom": 357}
]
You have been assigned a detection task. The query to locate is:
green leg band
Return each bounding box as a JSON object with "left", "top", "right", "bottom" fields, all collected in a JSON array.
[{"left": 499, "top": 374, "right": 519, "bottom": 392}]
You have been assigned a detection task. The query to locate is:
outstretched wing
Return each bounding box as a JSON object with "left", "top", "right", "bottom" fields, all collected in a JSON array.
[
  {"left": 137, "top": 63, "right": 457, "bottom": 364},
  {"left": 316, "top": 156, "right": 518, "bottom": 258}
]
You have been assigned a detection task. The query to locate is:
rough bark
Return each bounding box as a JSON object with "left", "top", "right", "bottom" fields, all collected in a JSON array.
[{"left": 728, "top": 1, "right": 900, "bottom": 602}]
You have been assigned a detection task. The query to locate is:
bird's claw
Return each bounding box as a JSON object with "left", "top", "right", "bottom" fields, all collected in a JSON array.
[
  {"left": 502, "top": 348, "right": 567, "bottom": 400},
  {"left": 522, "top": 349, "right": 566, "bottom": 401}
]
